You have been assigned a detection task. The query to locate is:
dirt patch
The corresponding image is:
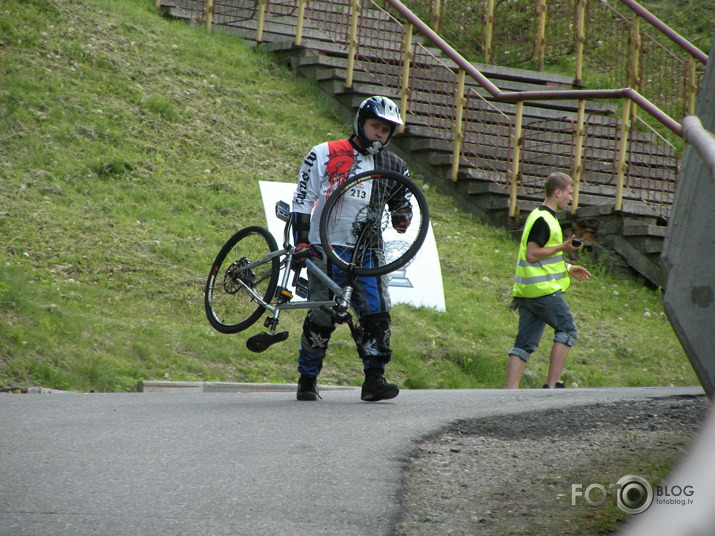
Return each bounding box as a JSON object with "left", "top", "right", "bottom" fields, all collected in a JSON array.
[{"left": 396, "top": 395, "right": 709, "bottom": 536}]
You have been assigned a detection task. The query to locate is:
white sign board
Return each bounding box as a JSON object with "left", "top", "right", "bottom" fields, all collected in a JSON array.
[{"left": 258, "top": 181, "right": 446, "bottom": 311}]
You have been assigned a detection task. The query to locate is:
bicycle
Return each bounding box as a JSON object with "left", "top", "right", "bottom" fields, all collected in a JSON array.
[{"left": 204, "top": 169, "right": 430, "bottom": 353}]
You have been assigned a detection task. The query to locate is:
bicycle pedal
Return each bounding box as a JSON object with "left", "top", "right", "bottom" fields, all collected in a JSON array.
[
  {"left": 275, "top": 287, "right": 294, "bottom": 303},
  {"left": 246, "top": 331, "right": 289, "bottom": 353},
  {"left": 295, "top": 277, "right": 309, "bottom": 299}
]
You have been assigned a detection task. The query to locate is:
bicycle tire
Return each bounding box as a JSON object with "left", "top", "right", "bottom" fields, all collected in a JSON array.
[
  {"left": 318, "top": 170, "right": 430, "bottom": 277},
  {"left": 204, "top": 226, "right": 280, "bottom": 334}
]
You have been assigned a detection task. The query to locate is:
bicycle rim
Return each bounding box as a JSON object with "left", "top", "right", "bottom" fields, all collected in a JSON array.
[
  {"left": 204, "top": 226, "right": 279, "bottom": 334},
  {"left": 319, "top": 170, "right": 430, "bottom": 277}
]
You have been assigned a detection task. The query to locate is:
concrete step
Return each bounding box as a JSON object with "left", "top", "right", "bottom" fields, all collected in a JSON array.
[{"left": 159, "top": 0, "right": 677, "bottom": 287}]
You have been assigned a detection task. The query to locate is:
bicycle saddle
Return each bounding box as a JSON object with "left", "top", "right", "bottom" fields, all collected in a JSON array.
[{"left": 246, "top": 331, "right": 289, "bottom": 353}]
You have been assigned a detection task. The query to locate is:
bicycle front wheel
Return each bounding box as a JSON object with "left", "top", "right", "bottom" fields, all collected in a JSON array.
[
  {"left": 318, "top": 170, "right": 430, "bottom": 277},
  {"left": 204, "top": 226, "right": 280, "bottom": 334}
]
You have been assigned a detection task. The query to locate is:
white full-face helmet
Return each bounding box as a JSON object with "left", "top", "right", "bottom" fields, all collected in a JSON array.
[{"left": 353, "top": 96, "right": 403, "bottom": 155}]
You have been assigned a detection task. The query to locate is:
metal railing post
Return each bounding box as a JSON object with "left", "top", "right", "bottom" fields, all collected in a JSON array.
[
  {"left": 571, "top": 100, "right": 587, "bottom": 214},
  {"left": 574, "top": 0, "right": 586, "bottom": 87},
  {"left": 346, "top": 0, "right": 361, "bottom": 88},
  {"left": 508, "top": 101, "right": 525, "bottom": 218},
  {"left": 256, "top": 0, "right": 268, "bottom": 43},
  {"left": 430, "top": 0, "right": 441, "bottom": 33},
  {"left": 451, "top": 69, "right": 466, "bottom": 182},
  {"left": 536, "top": 0, "right": 547, "bottom": 71},
  {"left": 615, "top": 99, "right": 633, "bottom": 212},
  {"left": 628, "top": 14, "right": 641, "bottom": 121},
  {"left": 628, "top": 15, "right": 641, "bottom": 89},
  {"left": 687, "top": 56, "right": 697, "bottom": 115},
  {"left": 398, "top": 23, "right": 414, "bottom": 135},
  {"left": 295, "top": 0, "right": 308, "bottom": 47},
  {"left": 484, "top": 0, "right": 495, "bottom": 64},
  {"left": 205, "top": 0, "right": 214, "bottom": 32}
]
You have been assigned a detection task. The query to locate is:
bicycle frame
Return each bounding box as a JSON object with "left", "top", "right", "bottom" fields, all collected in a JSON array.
[
  {"left": 206, "top": 170, "right": 428, "bottom": 349},
  {"left": 234, "top": 201, "right": 360, "bottom": 337}
]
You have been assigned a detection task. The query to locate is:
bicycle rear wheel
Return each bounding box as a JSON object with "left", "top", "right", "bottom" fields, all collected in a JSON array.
[
  {"left": 318, "top": 170, "right": 429, "bottom": 277},
  {"left": 204, "top": 226, "right": 280, "bottom": 334}
]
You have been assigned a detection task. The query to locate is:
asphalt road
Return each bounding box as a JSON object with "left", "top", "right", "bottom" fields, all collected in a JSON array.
[{"left": 0, "top": 385, "right": 704, "bottom": 536}]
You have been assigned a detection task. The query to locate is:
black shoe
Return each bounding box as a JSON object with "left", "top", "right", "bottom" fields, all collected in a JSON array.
[
  {"left": 543, "top": 381, "right": 566, "bottom": 389},
  {"left": 297, "top": 375, "right": 320, "bottom": 401},
  {"left": 361, "top": 370, "right": 399, "bottom": 402}
]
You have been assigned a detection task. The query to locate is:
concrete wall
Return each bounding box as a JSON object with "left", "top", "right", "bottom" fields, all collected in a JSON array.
[{"left": 662, "top": 38, "right": 715, "bottom": 399}]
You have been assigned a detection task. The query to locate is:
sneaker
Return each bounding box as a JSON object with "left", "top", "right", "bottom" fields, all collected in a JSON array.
[
  {"left": 543, "top": 381, "right": 566, "bottom": 389},
  {"left": 297, "top": 375, "right": 321, "bottom": 401},
  {"left": 361, "top": 371, "right": 399, "bottom": 402}
]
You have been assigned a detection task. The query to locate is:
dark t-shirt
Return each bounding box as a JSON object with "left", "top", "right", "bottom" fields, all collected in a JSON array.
[{"left": 526, "top": 206, "right": 555, "bottom": 247}]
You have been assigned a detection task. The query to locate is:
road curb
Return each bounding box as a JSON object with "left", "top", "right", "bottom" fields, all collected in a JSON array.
[{"left": 136, "top": 380, "right": 360, "bottom": 393}]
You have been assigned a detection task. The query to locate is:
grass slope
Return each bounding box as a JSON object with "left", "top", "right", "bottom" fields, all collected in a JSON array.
[{"left": 0, "top": 0, "right": 698, "bottom": 392}]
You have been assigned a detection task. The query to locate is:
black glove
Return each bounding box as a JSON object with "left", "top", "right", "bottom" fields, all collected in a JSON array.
[
  {"left": 291, "top": 243, "right": 316, "bottom": 271},
  {"left": 391, "top": 204, "right": 412, "bottom": 233}
]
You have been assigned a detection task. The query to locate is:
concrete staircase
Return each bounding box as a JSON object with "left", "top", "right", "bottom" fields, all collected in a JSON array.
[{"left": 160, "top": 0, "right": 677, "bottom": 287}]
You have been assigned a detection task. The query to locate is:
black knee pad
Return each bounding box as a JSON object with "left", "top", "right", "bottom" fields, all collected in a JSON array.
[
  {"left": 302, "top": 314, "right": 336, "bottom": 351},
  {"left": 359, "top": 312, "right": 392, "bottom": 360}
]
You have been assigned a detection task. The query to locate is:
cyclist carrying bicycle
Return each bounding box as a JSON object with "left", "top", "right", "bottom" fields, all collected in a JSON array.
[{"left": 291, "top": 96, "right": 412, "bottom": 402}]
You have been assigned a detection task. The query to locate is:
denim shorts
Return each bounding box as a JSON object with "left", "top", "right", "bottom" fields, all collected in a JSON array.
[{"left": 508, "top": 291, "right": 578, "bottom": 362}]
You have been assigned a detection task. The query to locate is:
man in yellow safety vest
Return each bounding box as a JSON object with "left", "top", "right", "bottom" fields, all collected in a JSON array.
[{"left": 506, "top": 172, "right": 592, "bottom": 389}]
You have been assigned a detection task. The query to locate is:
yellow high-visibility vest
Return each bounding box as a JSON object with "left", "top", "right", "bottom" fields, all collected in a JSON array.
[{"left": 512, "top": 207, "right": 570, "bottom": 298}]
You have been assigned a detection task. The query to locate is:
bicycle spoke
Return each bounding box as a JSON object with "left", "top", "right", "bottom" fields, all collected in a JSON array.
[
  {"left": 205, "top": 226, "right": 279, "bottom": 334},
  {"left": 319, "top": 170, "right": 429, "bottom": 277}
]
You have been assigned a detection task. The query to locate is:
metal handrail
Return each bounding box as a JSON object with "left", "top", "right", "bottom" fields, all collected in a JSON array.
[
  {"left": 411, "top": 0, "right": 707, "bottom": 119},
  {"left": 618, "top": 0, "right": 708, "bottom": 64},
  {"left": 385, "top": 0, "right": 683, "bottom": 137},
  {"left": 158, "top": 0, "right": 696, "bottom": 220},
  {"left": 683, "top": 116, "right": 715, "bottom": 179}
]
